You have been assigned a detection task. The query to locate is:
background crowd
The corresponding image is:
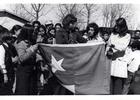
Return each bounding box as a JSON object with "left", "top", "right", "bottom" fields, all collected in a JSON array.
[{"left": 0, "top": 13, "right": 140, "bottom": 95}]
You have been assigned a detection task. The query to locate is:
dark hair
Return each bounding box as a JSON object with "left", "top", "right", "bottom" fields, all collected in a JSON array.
[
  {"left": 114, "top": 18, "right": 128, "bottom": 36},
  {"left": 10, "top": 25, "right": 22, "bottom": 35},
  {"left": 0, "top": 25, "right": 9, "bottom": 33},
  {"left": 38, "top": 25, "right": 46, "bottom": 34},
  {"left": 17, "top": 23, "right": 34, "bottom": 44},
  {"left": 99, "top": 28, "right": 111, "bottom": 37},
  {"left": 131, "top": 40, "right": 140, "bottom": 50},
  {"left": 32, "top": 21, "right": 41, "bottom": 27},
  {"left": 55, "top": 23, "right": 62, "bottom": 28},
  {"left": 0, "top": 25, "right": 4, "bottom": 33},
  {"left": 62, "top": 14, "right": 77, "bottom": 29},
  {"left": 45, "top": 23, "right": 54, "bottom": 28},
  {"left": 86, "top": 22, "right": 99, "bottom": 39},
  {"left": 48, "top": 27, "right": 55, "bottom": 32},
  {"left": 0, "top": 26, "right": 10, "bottom": 42},
  {"left": 45, "top": 23, "right": 54, "bottom": 33},
  {"left": 135, "top": 30, "right": 140, "bottom": 34},
  {"left": 48, "top": 27, "right": 55, "bottom": 37}
]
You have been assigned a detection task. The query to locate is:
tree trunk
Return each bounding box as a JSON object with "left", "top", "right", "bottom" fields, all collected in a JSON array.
[
  {"left": 36, "top": 11, "right": 39, "bottom": 21},
  {"left": 87, "top": 11, "right": 90, "bottom": 25}
]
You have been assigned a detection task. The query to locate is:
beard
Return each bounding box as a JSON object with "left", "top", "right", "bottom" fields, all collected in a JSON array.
[{"left": 68, "top": 27, "right": 75, "bottom": 32}]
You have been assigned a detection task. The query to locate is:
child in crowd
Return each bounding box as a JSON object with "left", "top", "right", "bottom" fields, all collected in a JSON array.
[
  {"left": 118, "top": 40, "right": 140, "bottom": 94},
  {"left": 102, "top": 32, "right": 110, "bottom": 42}
]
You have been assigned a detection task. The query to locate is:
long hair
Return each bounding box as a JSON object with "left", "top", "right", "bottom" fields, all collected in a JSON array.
[
  {"left": 38, "top": 25, "right": 46, "bottom": 34},
  {"left": 114, "top": 18, "right": 128, "bottom": 36},
  {"left": 86, "top": 22, "right": 99, "bottom": 39},
  {"left": 48, "top": 27, "right": 56, "bottom": 38},
  {"left": 32, "top": 21, "right": 41, "bottom": 27},
  {"left": 55, "top": 23, "right": 62, "bottom": 28},
  {"left": 17, "top": 24, "right": 34, "bottom": 44},
  {"left": 10, "top": 25, "right": 22, "bottom": 35},
  {"left": 0, "top": 26, "right": 11, "bottom": 42},
  {"left": 131, "top": 40, "right": 140, "bottom": 50},
  {"left": 62, "top": 14, "right": 77, "bottom": 29},
  {"left": 38, "top": 25, "right": 50, "bottom": 39}
]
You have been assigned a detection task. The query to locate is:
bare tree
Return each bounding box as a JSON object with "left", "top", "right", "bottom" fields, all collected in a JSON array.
[
  {"left": 10, "top": 4, "right": 53, "bottom": 22},
  {"left": 10, "top": 4, "right": 33, "bottom": 21},
  {"left": 57, "top": 4, "right": 84, "bottom": 23},
  {"left": 82, "top": 4, "right": 98, "bottom": 25},
  {"left": 136, "top": 24, "right": 140, "bottom": 30},
  {"left": 102, "top": 4, "right": 133, "bottom": 27},
  {"left": 21, "top": 4, "right": 47, "bottom": 21}
]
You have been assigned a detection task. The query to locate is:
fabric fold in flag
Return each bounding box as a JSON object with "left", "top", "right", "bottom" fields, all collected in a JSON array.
[{"left": 38, "top": 42, "right": 111, "bottom": 95}]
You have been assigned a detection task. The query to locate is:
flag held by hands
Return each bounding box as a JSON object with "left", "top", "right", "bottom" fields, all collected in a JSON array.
[{"left": 39, "top": 43, "right": 111, "bottom": 95}]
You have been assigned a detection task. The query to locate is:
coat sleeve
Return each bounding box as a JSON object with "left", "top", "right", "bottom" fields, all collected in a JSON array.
[
  {"left": 16, "top": 41, "right": 35, "bottom": 62},
  {"left": 114, "top": 34, "right": 131, "bottom": 51},
  {"left": 76, "top": 32, "right": 87, "bottom": 43},
  {"left": 0, "top": 45, "right": 6, "bottom": 71}
]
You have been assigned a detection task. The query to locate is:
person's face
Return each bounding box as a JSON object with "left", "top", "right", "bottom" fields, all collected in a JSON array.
[
  {"left": 114, "top": 25, "right": 120, "bottom": 33},
  {"left": 103, "top": 33, "right": 109, "bottom": 41},
  {"left": 34, "top": 23, "right": 39, "bottom": 29},
  {"left": 15, "top": 29, "right": 21, "bottom": 37},
  {"left": 38, "top": 27, "right": 45, "bottom": 36},
  {"left": 50, "top": 29, "right": 55, "bottom": 35},
  {"left": 55, "top": 25, "right": 61, "bottom": 31},
  {"left": 130, "top": 38, "right": 135, "bottom": 45},
  {"left": 88, "top": 27, "right": 94, "bottom": 37},
  {"left": 135, "top": 32, "right": 140, "bottom": 37},
  {"left": 69, "top": 22, "right": 76, "bottom": 30}
]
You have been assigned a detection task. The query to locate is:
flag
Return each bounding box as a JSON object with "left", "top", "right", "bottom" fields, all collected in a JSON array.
[{"left": 38, "top": 42, "right": 111, "bottom": 95}]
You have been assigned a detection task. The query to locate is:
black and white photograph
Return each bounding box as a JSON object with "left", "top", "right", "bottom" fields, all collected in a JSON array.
[{"left": 0, "top": 1, "right": 140, "bottom": 97}]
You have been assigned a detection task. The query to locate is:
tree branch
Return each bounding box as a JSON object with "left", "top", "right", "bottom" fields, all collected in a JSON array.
[{"left": 21, "top": 4, "right": 36, "bottom": 18}]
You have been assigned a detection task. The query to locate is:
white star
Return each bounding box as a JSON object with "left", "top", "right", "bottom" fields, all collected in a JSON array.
[
  {"left": 51, "top": 55, "right": 65, "bottom": 73},
  {"left": 51, "top": 55, "right": 75, "bottom": 93}
]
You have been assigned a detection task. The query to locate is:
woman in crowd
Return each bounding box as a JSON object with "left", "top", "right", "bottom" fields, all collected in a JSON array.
[
  {"left": 32, "top": 21, "right": 41, "bottom": 44},
  {"left": 10, "top": 25, "right": 22, "bottom": 47},
  {"left": 10, "top": 25, "right": 22, "bottom": 72},
  {"left": 10, "top": 25, "right": 22, "bottom": 38},
  {"left": 36, "top": 24, "right": 51, "bottom": 94},
  {"left": 106, "top": 18, "right": 131, "bottom": 94},
  {"left": 54, "top": 23, "right": 62, "bottom": 43},
  {"left": 47, "top": 27, "right": 56, "bottom": 44},
  {"left": 36, "top": 25, "right": 49, "bottom": 44},
  {"left": 55, "top": 23, "right": 62, "bottom": 32},
  {"left": 14, "top": 24, "right": 38, "bottom": 95},
  {"left": 45, "top": 23, "right": 54, "bottom": 34}
]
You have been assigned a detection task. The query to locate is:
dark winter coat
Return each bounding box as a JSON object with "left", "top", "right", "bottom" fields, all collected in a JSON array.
[{"left": 55, "top": 28, "right": 87, "bottom": 44}]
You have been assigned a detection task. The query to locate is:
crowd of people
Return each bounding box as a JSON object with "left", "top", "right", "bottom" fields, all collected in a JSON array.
[{"left": 0, "top": 13, "right": 140, "bottom": 95}]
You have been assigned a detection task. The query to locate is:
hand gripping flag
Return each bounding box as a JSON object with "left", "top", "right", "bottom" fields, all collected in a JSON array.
[{"left": 38, "top": 42, "right": 111, "bottom": 95}]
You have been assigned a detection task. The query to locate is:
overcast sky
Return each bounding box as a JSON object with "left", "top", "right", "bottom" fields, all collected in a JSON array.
[{"left": 0, "top": 4, "right": 140, "bottom": 30}]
